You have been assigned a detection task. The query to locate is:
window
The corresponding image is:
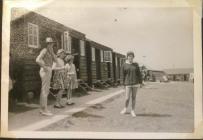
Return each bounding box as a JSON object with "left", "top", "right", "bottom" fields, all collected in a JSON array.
[
  {"left": 104, "top": 51, "right": 112, "bottom": 62},
  {"left": 28, "top": 23, "right": 39, "bottom": 48},
  {"left": 80, "top": 40, "right": 85, "bottom": 56},
  {"left": 100, "top": 50, "right": 104, "bottom": 62},
  {"left": 92, "top": 47, "right": 95, "bottom": 61},
  {"left": 63, "top": 31, "right": 71, "bottom": 53}
]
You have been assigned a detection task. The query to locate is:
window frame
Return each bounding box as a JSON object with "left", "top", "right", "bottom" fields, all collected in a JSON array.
[
  {"left": 80, "top": 40, "right": 85, "bottom": 56},
  {"left": 91, "top": 47, "right": 95, "bottom": 62},
  {"left": 28, "top": 23, "right": 39, "bottom": 48},
  {"left": 63, "top": 31, "right": 71, "bottom": 54},
  {"left": 104, "top": 51, "right": 112, "bottom": 62},
  {"left": 100, "top": 50, "right": 104, "bottom": 62}
]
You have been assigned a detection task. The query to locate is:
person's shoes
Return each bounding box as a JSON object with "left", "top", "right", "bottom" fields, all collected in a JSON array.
[
  {"left": 120, "top": 108, "right": 127, "bottom": 114},
  {"left": 60, "top": 104, "right": 65, "bottom": 108},
  {"left": 131, "top": 110, "right": 136, "bottom": 117},
  {"left": 40, "top": 110, "right": 53, "bottom": 116},
  {"left": 66, "top": 102, "right": 75, "bottom": 105},
  {"left": 54, "top": 105, "right": 64, "bottom": 108}
]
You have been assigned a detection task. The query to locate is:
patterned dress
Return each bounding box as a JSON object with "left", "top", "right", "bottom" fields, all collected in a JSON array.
[
  {"left": 65, "top": 63, "right": 78, "bottom": 90},
  {"left": 51, "top": 58, "right": 69, "bottom": 90}
]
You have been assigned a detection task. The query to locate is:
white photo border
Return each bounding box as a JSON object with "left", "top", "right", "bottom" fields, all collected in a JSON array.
[{"left": 1, "top": 0, "right": 202, "bottom": 139}]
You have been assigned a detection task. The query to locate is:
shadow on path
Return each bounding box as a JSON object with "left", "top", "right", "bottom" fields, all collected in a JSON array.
[
  {"left": 136, "top": 113, "right": 171, "bottom": 117},
  {"left": 72, "top": 111, "right": 104, "bottom": 118}
]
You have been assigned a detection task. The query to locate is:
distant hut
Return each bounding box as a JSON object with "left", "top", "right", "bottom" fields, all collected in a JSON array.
[
  {"left": 164, "top": 68, "right": 194, "bottom": 81},
  {"left": 147, "top": 70, "right": 167, "bottom": 82}
]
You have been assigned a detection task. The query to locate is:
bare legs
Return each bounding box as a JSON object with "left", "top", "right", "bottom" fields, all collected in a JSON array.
[{"left": 121, "top": 86, "right": 138, "bottom": 117}]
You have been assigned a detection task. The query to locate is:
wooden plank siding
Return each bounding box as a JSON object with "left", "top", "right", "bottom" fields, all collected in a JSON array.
[
  {"left": 79, "top": 56, "right": 88, "bottom": 81},
  {"left": 112, "top": 52, "right": 125, "bottom": 82},
  {"left": 88, "top": 40, "right": 113, "bottom": 82},
  {"left": 91, "top": 61, "right": 97, "bottom": 82},
  {"left": 85, "top": 41, "right": 92, "bottom": 86},
  {"left": 100, "top": 62, "right": 108, "bottom": 81}
]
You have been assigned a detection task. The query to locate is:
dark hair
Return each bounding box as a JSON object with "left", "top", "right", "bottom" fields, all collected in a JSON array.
[{"left": 126, "top": 51, "right": 134, "bottom": 57}]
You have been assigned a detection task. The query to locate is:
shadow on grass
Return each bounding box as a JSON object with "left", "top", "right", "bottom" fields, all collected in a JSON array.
[{"left": 72, "top": 111, "right": 104, "bottom": 118}]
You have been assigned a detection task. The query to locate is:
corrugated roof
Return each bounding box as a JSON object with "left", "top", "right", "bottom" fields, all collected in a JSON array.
[{"left": 164, "top": 68, "right": 193, "bottom": 74}]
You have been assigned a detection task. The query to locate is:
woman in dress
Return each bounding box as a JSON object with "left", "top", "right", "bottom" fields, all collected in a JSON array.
[
  {"left": 52, "top": 49, "right": 67, "bottom": 108},
  {"left": 64, "top": 55, "right": 78, "bottom": 105},
  {"left": 120, "top": 51, "right": 142, "bottom": 117}
]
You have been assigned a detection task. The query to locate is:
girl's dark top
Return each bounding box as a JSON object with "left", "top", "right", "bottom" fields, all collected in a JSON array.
[{"left": 121, "top": 62, "right": 143, "bottom": 86}]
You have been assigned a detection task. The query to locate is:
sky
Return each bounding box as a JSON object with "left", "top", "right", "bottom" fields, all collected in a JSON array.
[{"left": 34, "top": 1, "right": 193, "bottom": 70}]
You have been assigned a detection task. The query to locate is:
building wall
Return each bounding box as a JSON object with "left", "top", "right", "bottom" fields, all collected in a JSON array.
[
  {"left": 10, "top": 10, "right": 85, "bottom": 98},
  {"left": 91, "top": 61, "right": 97, "bottom": 82},
  {"left": 113, "top": 54, "right": 125, "bottom": 82},
  {"left": 10, "top": 8, "right": 126, "bottom": 97},
  {"left": 10, "top": 16, "right": 41, "bottom": 60},
  {"left": 79, "top": 56, "right": 88, "bottom": 81},
  {"left": 100, "top": 62, "right": 108, "bottom": 81}
]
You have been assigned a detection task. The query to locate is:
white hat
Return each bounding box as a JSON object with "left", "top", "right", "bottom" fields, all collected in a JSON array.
[
  {"left": 57, "top": 49, "right": 65, "bottom": 56},
  {"left": 45, "top": 37, "right": 56, "bottom": 43}
]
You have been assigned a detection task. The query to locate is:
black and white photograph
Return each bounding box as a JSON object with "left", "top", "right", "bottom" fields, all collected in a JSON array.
[{"left": 1, "top": 0, "right": 203, "bottom": 139}]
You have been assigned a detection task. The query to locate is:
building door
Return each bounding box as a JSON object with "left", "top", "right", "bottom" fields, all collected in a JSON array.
[
  {"left": 86, "top": 42, "right": 92, "bottom": 86},
  {"left": 112, "top": 53, "right": 116, "bottom": 82},
  {"left": 117, "top": 57, "right": 121, "bottom": 79},
  {"left": 95, "top": 48, "right": 101, "bottom": 80},
  {"left": 107, "top": 62, "right": 111, "bottom": 78},
  {"left": 71, "top": 37, "right": 80, "bottom": 79}
]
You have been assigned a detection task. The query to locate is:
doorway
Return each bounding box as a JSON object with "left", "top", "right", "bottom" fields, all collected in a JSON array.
[
  {"left": 86, "top": 42, "right": 92, "bottom": 86},
  {"left": 112, "top": 53, "right": 116, "bottom": 82},
  {"left": 107, "top": 62, "right": 111, "bottom": 78},
  {"left": 95, "top": 48, "right": 101, "bottom": 80},
  {"left": 71, "top": 37, "right": 80, "bottom": 78}
]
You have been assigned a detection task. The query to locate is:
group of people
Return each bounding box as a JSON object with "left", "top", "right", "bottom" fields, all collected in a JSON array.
[
  {"left": 36, "top": 37, "right": 78, "bottom": 116},
  {"left": 36, "top": 37, "right": 142, "bottom": 118}
]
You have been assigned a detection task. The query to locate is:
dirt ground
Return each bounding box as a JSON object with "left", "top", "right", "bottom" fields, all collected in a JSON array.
[{"left": 40, "top": 82, "right": 194, "bottom": 132}]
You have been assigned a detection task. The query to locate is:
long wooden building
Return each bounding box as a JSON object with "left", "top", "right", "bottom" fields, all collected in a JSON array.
[{"left": 10, "top": 8, "right": 125, "bottom": 102}]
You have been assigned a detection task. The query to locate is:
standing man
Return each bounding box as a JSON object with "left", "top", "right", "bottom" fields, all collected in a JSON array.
[
  {"left": 36, "top": 37, "right": 56, "bottom": 116},
  {"left": 120, "top": 51, "right": 142, "bottom": 117}
]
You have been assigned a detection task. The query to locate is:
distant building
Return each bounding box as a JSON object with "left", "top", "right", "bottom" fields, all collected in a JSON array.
[
  {"left": 164, "top": 68, "right": 193, "bottom": 81},
  {"left": 147, "top": 70, "right": 167, "bottom": 82}
]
